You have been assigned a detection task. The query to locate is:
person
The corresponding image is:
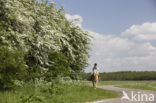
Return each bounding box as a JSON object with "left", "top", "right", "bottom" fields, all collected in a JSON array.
[{"left": 92, "top": 63, "right": 99, "bottom": 88}]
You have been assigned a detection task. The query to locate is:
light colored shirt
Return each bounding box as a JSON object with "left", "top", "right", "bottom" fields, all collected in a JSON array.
[
  {"left": 93, "top": 69, "right": 99, "bottom": 75},
  {"left": 92, "top": 66, "right": 99, "bottom": 75}
]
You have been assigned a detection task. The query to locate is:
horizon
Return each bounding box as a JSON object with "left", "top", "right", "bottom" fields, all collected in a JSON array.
[{"left": 86, "top": 70, "right": 156, "bottom": 73}]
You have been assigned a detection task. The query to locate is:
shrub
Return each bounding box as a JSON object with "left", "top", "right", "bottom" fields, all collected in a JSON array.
[
  {"left": 0, "top": 0, "right": 90, "bottom": 82},
  {"left": 46, "top": 52, "right": 72, "bottom": 78},
  {"left": 0, "top": 47, "right": 27, "bottom": 89}
]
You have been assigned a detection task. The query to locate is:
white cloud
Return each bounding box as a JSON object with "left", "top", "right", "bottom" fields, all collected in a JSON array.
[
  {"left": 86, "top": 31, "right": 156, "bottom": 72},
  {"left": 65, "top": 14, "right": 83, "bottom": 28},
  {"left": 89, "top": 31, "right": 134, "bottom": 57},
  {"left": 122, "top": 22, "right": 156, "bottom": 41},
  {"left": 128, "top": 42, "right": 156, "bottom": 57},
  {"left": 66, "top": 14, "right": 156, "bottom": 72}
]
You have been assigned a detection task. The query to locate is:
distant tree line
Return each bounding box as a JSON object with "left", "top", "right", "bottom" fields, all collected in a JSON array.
[{"left": 81, "top": 71, "right": 156, "bottom": 81}]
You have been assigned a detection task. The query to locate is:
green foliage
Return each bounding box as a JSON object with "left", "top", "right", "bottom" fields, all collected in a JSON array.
[
  {"left": 0, "top": 0, "right": 90, "bottom": 88},
  {"left": 0, "top": 47, "right": 27, "bottom": 89},
  {"left": 47, "top": 52, "right": 72, "bottom": 77}
]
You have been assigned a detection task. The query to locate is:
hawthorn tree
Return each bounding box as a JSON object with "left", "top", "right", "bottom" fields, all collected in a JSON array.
[{"left": 0, "top": 0, "right": 90, "bottom": 88}]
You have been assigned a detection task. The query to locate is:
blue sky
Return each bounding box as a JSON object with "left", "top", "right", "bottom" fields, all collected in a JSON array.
[
  {"left": 52, "top": 0, "right": 156, "bottom": 72},
  {"left": 53, "top": 0, "right": 156, "bottom": 35}
]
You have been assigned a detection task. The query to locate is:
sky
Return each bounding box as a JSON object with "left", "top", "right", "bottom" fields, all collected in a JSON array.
[{"left": 52, "top": 0, "right": 156, "bottom": 72}]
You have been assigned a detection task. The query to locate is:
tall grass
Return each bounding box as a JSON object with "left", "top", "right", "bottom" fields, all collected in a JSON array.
[{"left": 0, "top": 79, "right": 119, "bottom": 103}]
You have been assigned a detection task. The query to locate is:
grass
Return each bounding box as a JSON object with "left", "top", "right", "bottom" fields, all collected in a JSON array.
[
  {"left": 50, "top": 85, "right": 119, "bottom": 103},
  {"left": 0, "top": 81, "right": 119, "bottom": 103},
  {"left": 99, "top": 81, "right": 156, "bottom": 91}
]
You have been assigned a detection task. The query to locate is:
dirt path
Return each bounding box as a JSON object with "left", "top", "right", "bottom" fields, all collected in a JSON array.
[{"left": 88, "top": 85, "right": 156, "bottom": 103}]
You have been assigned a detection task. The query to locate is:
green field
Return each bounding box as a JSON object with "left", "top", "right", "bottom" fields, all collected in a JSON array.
[
  {"left": 0, "top": 81, "right": 119, "bottom": 103},
  {"left": 99, "top": 81, "right": 156, "bottom": 91}
]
